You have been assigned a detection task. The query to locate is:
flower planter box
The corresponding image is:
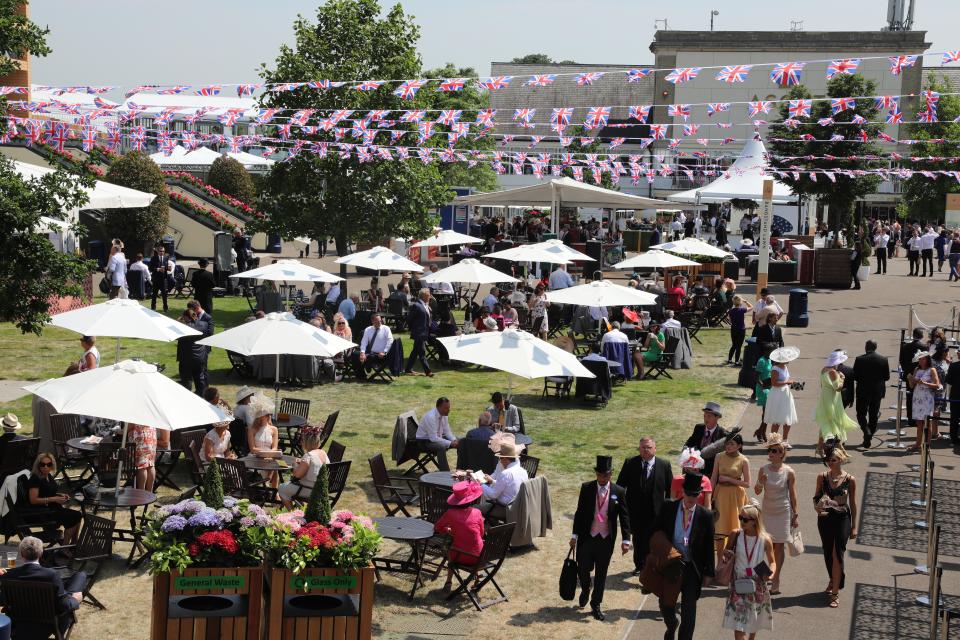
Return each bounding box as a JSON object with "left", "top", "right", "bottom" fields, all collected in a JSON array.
[
  {"left": 151, "top": 567, "right": 264, "bottom": 640},
  {"left": 265, "top": 566, "right": 374, "bottom": 640}
]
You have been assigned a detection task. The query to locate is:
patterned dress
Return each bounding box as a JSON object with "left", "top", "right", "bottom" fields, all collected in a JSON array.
[
  {"left": 127, "top": 424, "right": 157, "bottom": 469},
  {"left": 723, "top": 532, "right": 774, "bottom": 632},
  {"left": 912, "top": 367, "right": 937, "bottom": 419}
]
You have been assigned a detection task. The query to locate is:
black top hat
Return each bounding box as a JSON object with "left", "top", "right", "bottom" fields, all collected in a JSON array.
[
  {"left": 682, "top": 472, "right": 704, "bottom": 496},
  {"left": 594, "top": 455, "right": 613, "bottom": 474}
]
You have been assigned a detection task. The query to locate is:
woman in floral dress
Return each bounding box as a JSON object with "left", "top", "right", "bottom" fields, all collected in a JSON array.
[
  {"left": 127, "top": 423, "right": 157, "bottom": 491},
  {"left": 722, "top": 502, "right": 775, "bottom": 638}
]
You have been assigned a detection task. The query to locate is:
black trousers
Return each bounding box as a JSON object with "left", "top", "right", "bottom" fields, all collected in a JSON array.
[
  {"left": 874, "top": 247, "right": 887, "bottom": 273},
  {"left": 178, "top": 359, "right": 208, "bottom": 396},
  {"left": 855, "top": 392, "right": 881, "bottom": 441},
  {"left": 405, "top": 337, "right": 431, "bottom": 374},
  {"left": 660, "top": 562, "right": 702, "bottom": 640},
  {"left": 908, "top": 250, "right": 920, "bottom": 275},
  {"left": 151, "top": 277, "right": 168, "bottom": 310},
  {"left": 630, "top": 509, "right": 656, "bottom": 571},
  {"left": 850, "top": 261, "right": 860, "bottom": 289},
  {"left": 728, "top": 328, "right": 746, "bottom": 363},
  {"left": 576, "top": 534, "right": 614, "bottom": 608},
  {"left": 949, "top": 396, "right": 960, "bottom": 444},
  {"left": 921, "top": 248, "right": 934, "bottom": 276},
  {"left": 350, "top": 352, "right": 387, "bottom": 380}
]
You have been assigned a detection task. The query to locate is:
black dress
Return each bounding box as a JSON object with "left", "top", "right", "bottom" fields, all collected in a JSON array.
[
  {"left": 26, "top": 473, "right": 82, "bottom": 529},
  {"left": 814, "top": 471, "right": 852, "bottom": 589}
]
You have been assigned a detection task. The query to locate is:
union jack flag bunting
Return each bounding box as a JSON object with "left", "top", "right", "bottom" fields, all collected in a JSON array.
[
  {"left": 417, "top": 121, "right": 434, "bottom": 143},
  {"left": 513, "top": 108, "right": 536, "bottom": 127},
  {"left": 85, "top": 86, "right": 113, "bottom": 94},
  {"left": 627, "top": 68, "right": 654, "bottom": 82},
  {"left": 628, "top": 105, "right": 651, "bottom": 123},
  {"left": 747, "top": 101, "right": 772, "bottom": 117},
  {"left": 368, "top": 110, "right": 388, "bottom": 121},
  {"left": 889, "top": 55, "right": 917, "bottom": 75},
  {"left": 184, "top": 107, "right": 212, "bottom": 124},
  {"left": 330, "top": 109, "right": 354, "bottom": 123},
  {"left": 583, "top": 106, "right": 610, "bottom": 129},
  {"left": 438, "top": 78, "right": 466, "bottom": 92},
  {"left": 788, "top": 99, "right": 811, "bottom": 118},
  {"left": 475, "top": 108, "right": 497, "bottom": 128},
  {"left": 158, "top": 85, "right": 190, "bottom": 95},
  {"left": 874, "top": 95, "right": 899, "bottom": 112},
  {"left": 942, "top": 51, "right": 960, "bottom": 65},
  {"left": 715, "top": 65, "right": 752, "bottom": 83},
  {"left": 307, "top": 80, "right": 332, "bottom": 90},
  {"left": 830, "top": 97, "right": 855, "bottom": 114},
  {"left": 664, "top": 67, "right": 700, "bottom": 84},
  {"left": 125, "top": 85, "right": 157, "bottom": 98},
  {"left": 153, "top": 107, "right": 179, "bottom": 127},
  {"left": 770, "top": 62, "right": 804, "bottom": 86},
  {"left": 217, "top": 109, "right": 244, "bottom": 126},
  {"left": 608, "top": 137, "right": 625, "bottom": 149},
  {"left": 401, "top": 110, "right": 426, "bottom": 123},
  {"left": 575, "top": 72, "right": 604, "bottom": 85},
  {"left": 667, "top": 104, "right": 691, "bottom": 120},
  {"left": 886, "top": 110, "right": 903, "bottom": 124},
  {"left": 578, "top": 137, "right": 593, "bottom": 145},
  {"left": 706, "top": 103, "right": 730, "bottom": 116},
  {"left": 236, "top": 83, "right": 261, "bottom": 97},
  {"left": 394, "top": 80, "right": 425, "bottom": 100},
  {"left": 551, "top": 107, "right": 573, "bottom": 130},
  {"left": 354, "top": 81, "right": 383, "bottom": 92},
  {"left": 45, "top": 123, "right": 69, "bottom": 152},
  {"left": 417, "top": 148, "right": 433, "bottom": 164},
  {"left": 196, "top": 85, "right": 222, "bottom": 96},
  {"left": 818, "top": 117, "right": 835, "bottom": 126},
  {"left": 290, "top": 109, "right": 315, "bottom": 126},
  {"left": 254, "top": 109, "right": 279, "bottom": 125},
  {"left": 105, "top": 124, "right": 122, "bottom": 151},
  {"left": 159, "top": 136, "right": 178, "bottom": 156},
  {"left": 128, "top": 126, "right": 146, "bottom": 150},
  {"left": 559, "top": 137, "right": 573, "bottom": 147},
  {"left": 826, "top": 59, "right": 860, "bottom": 78},
  {"left": 477, "top": 76, "right": 512, "bottom": 90},
  {"left": 526, "top": 74, "right": 556, "bottom": 87},
  {"left": 436, "top": 109, "right": 463, "bottom": 125},
  {"left": 683, "top": 124, "right": 699, "bottom": 137},
  {"left": 274, "top": 82, "right": 306, "bottom": 93},
  {"left": 529, "top": 136, "right": 544, "bottom": 148},
  {"left": 80, "top": 126, "right": 98, "bottom": 152},
  {"left": 922, "top": 90, "right": 940, "bottom": 108},
  {"left": 649, "top": 124, "right": 667, "bottom": 140},
  {"left": 851, "top": 114, "right": 867, "bottom": 125},
  {"left": 0, "top": 86, "right": 28, "bottom": 95},
  {"left": 918, "top": 109, "right": 938, "bottom": 123}
]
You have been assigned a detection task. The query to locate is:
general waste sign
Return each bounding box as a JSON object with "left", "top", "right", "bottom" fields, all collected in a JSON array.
[
  {"left": 174, "top": 575, "right": 246, "bottom": 590},
  {"left": 289, "top": 575, "right": 358, "bottom": 590}
]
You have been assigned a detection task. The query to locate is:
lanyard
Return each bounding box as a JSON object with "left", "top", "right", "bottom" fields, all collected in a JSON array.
[
  {"left": 596, "top": 484, "right": 609, "bottom": 523},
  {"left": 743, "top": 533, "right": 760, "bottom": 576},
  {"left": 680, "top": 506, "right": 695, "bottom": 546}
]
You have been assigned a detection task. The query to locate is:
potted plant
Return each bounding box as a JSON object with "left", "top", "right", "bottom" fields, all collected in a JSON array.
[{"left": 856, "top": 229, "right": 873, "bottom": 283}]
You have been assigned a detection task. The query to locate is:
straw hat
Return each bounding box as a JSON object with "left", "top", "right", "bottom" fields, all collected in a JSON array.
[
  {"left": 770, "top": 346, "right": 800, "bottom": 363},
  {"left": 825, "top": 350, "right": 848, "bottom": 367},
  {"left": 447, "top": 481, "right": 483, "bottom": 506},
  {"left": 1, "top": 413, "right": 21, "bottom": 431},
  {"left": 495, "top": 442, "right": 520, "bottom": 459}
]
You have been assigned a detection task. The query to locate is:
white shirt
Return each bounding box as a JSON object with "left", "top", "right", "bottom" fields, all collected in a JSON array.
[
  {"left": 671, "top": 220, "right": 682, "bottom": 232},
  {"left": 436, "top": 281, "right": 454, "bottom": 294},
  {"left": 662, "top": 318, "right": 682, "bottom": 329},
  {"left": 129, "top": 260, "right": 149, "bottom": 275},
  {"left": 482, "top": 459, "right": 528, "bottom": 505},
  {"left": 919, "top": 231, "right": 938, "bottom": 251},
  {"left": 416, "top": 407, "right": 456, "bottom": 446},
  {"left": 874, "top": 233, "right": 890, "bottom": 248},
  {"left": 549, "top": 268, "right": 574, "bottom": 290},
  {"left": 325, "top": 284, "right": 341, "bottom": 303},
  {"left": 107, "top": 252, "right": 127, "bottom": 286},
  {"left": 482, "top": 294, "right": 499, "bottom": 310},
  {"left": 908, "top": 236, "right": 921, "bottom": 251},
  {"left": 583, "top": 352, "right": 607, "bottom": 362},
  {"left": 601, "top": 328, "right": 629, "bottom": 345},
  {"left": 359, "top": 324, "right": 393, "bottom": 354}
]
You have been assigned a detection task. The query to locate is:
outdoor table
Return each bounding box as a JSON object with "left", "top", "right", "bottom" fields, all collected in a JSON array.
[
  {"left": 80, "top": 487, "right": 156, "bottom": 567},
  {"left": 67, "top": 437, "right": 180, "bottom": 491},
  {"left": 66, "top": 436, "right": 102, "bottom": 453},
  {"left": 239, "top": 454, "right": 296, "bottom": 475},
  {"left": 418, "top": 471, "right": 456, "bottom": 488},
  {"left": 274, "top": 414, "right": 308, "bottom": 454},
  {"left": 372, "top": 516, "right": 437, "bottom": 598}
]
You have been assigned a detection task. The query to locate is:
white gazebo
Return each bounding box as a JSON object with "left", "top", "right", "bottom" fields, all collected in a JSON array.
[{"left": 150, "top": 146, "right": 274, "bottom": 172}]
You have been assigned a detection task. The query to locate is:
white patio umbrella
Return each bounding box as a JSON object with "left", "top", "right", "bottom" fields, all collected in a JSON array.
[
  {"left": 483, "top": 245, "right": 572, "bottom": 264},
  {"left": 335, "top": 245, "right": 424, "bottom": 272},
  {"left": 231, "top": 259, "right": 342, "bottom": 283},
  {"left": 411, "top": 229, "right": 484, "bottom": 248},
  {"left": 197, "top": 312, "right": 355, "bottom": 405},
  {"left": 543, "top": 280, "right": 659, "bottom": 307},
  {"left": 437, "top": 328, "right": 594, "bottom": 395},
  {"left": 422, "top": 259, "right": 519, "bottom": 285},
  {"left": 612, "top": 250, "right": 701, "bottom": 270},
  {"left": 528, "top": 238, "right": 595, "bottom": 262},
  {"left": 49, "top": 298, "right": 201, "bottom": 362},
  {"left": 14, "top": 160, "right": 156, "bottom": 210},
  {"left": 652, "top": 237, "right": 733, "bottom": 258}
]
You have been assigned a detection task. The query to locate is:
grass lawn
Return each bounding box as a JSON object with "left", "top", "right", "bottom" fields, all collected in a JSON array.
[{"left": 0, "top": 293, "right": 748, "bottom": 639}]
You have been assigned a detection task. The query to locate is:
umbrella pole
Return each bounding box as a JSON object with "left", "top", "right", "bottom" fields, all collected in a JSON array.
[
  {"left": 112, "top": 423, "right": 128, "bottom": 520},
  {"left": 274, "top": 353, "right": 281, "bottom": 410},
  {"left": 507, "top": 373, "right": 513, "bottom": 401},
  {"left": 115, "top": 337, "right": 121, "bottom": 364}
]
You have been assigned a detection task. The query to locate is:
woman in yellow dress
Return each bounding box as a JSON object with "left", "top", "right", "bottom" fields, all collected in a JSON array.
[{"left": 711, "top": 432, "right": 751, "bottom": 558}]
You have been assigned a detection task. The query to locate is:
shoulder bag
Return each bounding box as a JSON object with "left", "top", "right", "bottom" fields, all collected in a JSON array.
[
  {"left": 788, "top": 526, "right": 804, "bottom": 557},
  {"left": 714, "top": 530, "right": 738, "bottom": 587}
]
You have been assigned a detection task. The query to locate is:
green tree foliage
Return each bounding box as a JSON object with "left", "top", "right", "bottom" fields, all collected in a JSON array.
[
  {"left": 768, "top": 74, "right": 883, "bottom": 232},
  {"left": 258, "top": 0, "right": 451, "bottom": 257},
  {"left": 0, "top": 156, "right": 96, "bottom": 334},
  {"left": 203, "top": 459, "right": 225, "bottom": 509},
  {"left": 208, "top": 155, "right": 257, "bottom": 204},
  {"left": 102, "top": 151, "right": 170, "bottom": 253},
  {"left": 303, "top": 465, "right": 331, "bottom": 524},
  {"left": 560, "top": 126, "right": 616, "bottom": 189},
  {"left": 900, "top": 75, "right": 960, "bottom": 222},
  {"left": 0, "top": 0, "right": 51, "bottom": 123},
  {"left": 511, "top": 53, "right": 553, "bottom": 65}
]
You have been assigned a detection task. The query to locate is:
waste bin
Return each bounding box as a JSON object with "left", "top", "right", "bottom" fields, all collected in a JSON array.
[
  {"left": 786, "top": 288, "right": 809, "bottom": 328},
  {"left": 723, "top": 259, "right": 740, "bottom": 281},
  {"left": 161, "top": 235, "right": 175, "bottom": 257},
  {"left": 267, "top": 234, "right": 282, "bottom": 253}
]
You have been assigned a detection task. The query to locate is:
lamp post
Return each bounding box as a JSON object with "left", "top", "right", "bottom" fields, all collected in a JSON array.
[{"left": 710, "top": 10, "right": 719, "bottom": 30}]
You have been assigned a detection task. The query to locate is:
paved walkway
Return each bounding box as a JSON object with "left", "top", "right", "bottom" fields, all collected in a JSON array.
[{"left": 0, "top": 380, "right": 31, "bottom": 403}]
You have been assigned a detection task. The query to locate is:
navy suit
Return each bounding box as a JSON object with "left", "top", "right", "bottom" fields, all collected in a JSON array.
[
  {"left": 1, "top": 562, "right": 87, "bottom": 639},
  {"left": 404, "top": 300, "right": 432, "bottom": 374}
]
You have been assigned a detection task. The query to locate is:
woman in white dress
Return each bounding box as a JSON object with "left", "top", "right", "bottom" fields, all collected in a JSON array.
[
  {"left": 201, "top": 413, "right": 236, "bottom": 463},
  {"left": 765, "top": 347, "right": 799, "bottom": 449},
  {"left": 907, "top": 350, "right": 940, "bottom": 453},
  {"left": 722, "top": 502, "right": 776, "bottom": 638},
  {"left": 246, "top": 395, "right": 279, "bottom": 487},
  {"left": 278, "top": 426, "right": 331, "bottom": 508}
]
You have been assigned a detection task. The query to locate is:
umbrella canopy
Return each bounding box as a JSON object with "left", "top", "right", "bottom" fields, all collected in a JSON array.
[
  {"left": 335, "top": 246, "right": 423, "bottom": 272},
  {"left": 437, "top": 328, "right": 594, "bottom": 380},
  {"left": 454, "top": 177, "right": 676, "bottom": 210},
  {"left": 231, "top": 259, "right": 342, "bottom": 284},
  {"left": 13, "top": 160, "right": 156, "bottom": 210},
  {"left": 612, "top": 250, "right": 701, "bottom": 270},
  {"left": 528, "top": 239, "right": 595, "bottom": 262},
  {"left": 411, "top": 229, "right": 484, "bottom": 248},
  {"left": 543, "top": 280, "right": 659, "bottom": 307},
  {"left": 422, "top": 258, "right": 518, "bottom": 285},
  {"left": 24, "top": 359, "right": 225, "bottom": 430},
  {"left": 49, "top": 298, "right": 201, "bottom": 342},
  {"left": 197, "top": 312, "right": 354, "bottom": 358},
  {"left": 484, "top": 245, "right": 572, "bottom": 264},
  {"left": 651, "top": 237, "right": 733, "bottom": 258}
]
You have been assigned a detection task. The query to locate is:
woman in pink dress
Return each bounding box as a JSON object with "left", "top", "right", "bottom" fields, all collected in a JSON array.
[{"left": 434, "top": 481, "right": 485, "bottom": 592}]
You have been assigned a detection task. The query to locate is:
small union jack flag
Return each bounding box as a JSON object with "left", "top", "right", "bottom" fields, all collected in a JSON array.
[
  {"left": 128, "top": 126, "right": 146, "bottom": 150},
  {"left": 665, "top": 67, "right": 700, "bottom": 84},
  {"left": 682, "top": 124, "right": 699, "bottom": 137},
  {"left": 889, "top": 55, "right": 917, "bottom": 76},
  {"left": 85, "top": 86, "right": 112, "bottom": 94},
  {"left": 513, "top": 108, "right": 536, "bottom": 127},
  {"left": 0, "top": 86, "right": 27, "bottom": 95},
  {"left": 125, "top": 85, "right": 157, "bottom": 98},
  {"left": 475, "top": 108, "right": 497, "bottom": 128},
  {"left": 583, "top": 106, "right": 610, "bottom": 129},
  {"left": 93, "top": 97, "right": 119, "bottom": 109},
  {"left": 330, "top": 109, "right": 354, "bottom": 123},
  {"left": 668, "top": 104, "right": 691, "bottom": 120},
  {"left": 715, "top": 65, "right": 752, "bottom": 83},
  {"left": 526, "top": 74, "right": 556, "bottom": 87},
  {"left": 788, "top": 99, "right": 811, "bottom": 118},
  {"left": 886, "top": 109, "right": 903, "bottom": 124},
  {"left": 942, "top": 51, "right": 960, "bottom": 65},
  {"left": 918, "top": 109, "right": 938, "bottom": 123},
  {"left": 158, "top": 85, "right": 190, "bottom": 95},
  {"left": 826, "top": 59, "right": 860, "bottom": 78},
  {"left": 627, "top": 68, "right": 654, "bottom": 82},
  {"left": 770, "top": 62, "right": 804, "bottom": 86},
  {"left": 354, "top": 80, "right": 383, "bottom": 92},
  {"left": 851, "top": 114, "right": 867, "bottom": 124},
  {"left": 217, "top": 108, "right": 244, "bottom": 126},
  {"left": 393, "top": 80, "right": 424, "bottom": 100},
  {"left": 649, "top": 124, "right": 667, "bottom": 140},
  {"left": 436, "top": 109, "right": 463, "bottom": 125},
  {"left": 274, "top": 82, "right": 306, "bottom": 92},
  {"left": 80, "top": 126, "right": 97, "bottom": 152},
  {"left": 747, "top": 102, "right": 771, "bottom": 117},
  {"left": 830, "top": 97, "right": 855, "bottom": 114},
  {"left": 196, "top": 85, "right": 221, "bottom": 96},
  {"left": 477, "top": 76, "right": 512, "bottom": 90},
  {"left": 551, "top": 107, "right": 573, "bottom": 129},
  {"left": 922, "top": 90, "right": 940, "bottom": 109},
  {"left": 44, "top": 123, "right": 69, "bottom": 152},
  {"left": 575, "top": 72, "right": 604, "bottom": 86},
  {"left": 254, "top": 109, "right": 279, "bottom": 125},
  {"left": 289, "top": 109, "right": 314, "bottom": 126},
  {"left": 628, "top": 105, "right": 651, "bottom": 123},
  {"left": 184, "top": 106, "right": 212, "bottom": 123},
  {"left": 417, "top": 121, "right": 434, "bottom": 143},
  {"left": 437, "top": 78, "right": 466, "bottom": 92},
  {"left": 707, "top": 103, "right": 730, "bottom": 116},
  {"left": 529, "top": 136, "right": 544, "bottom": 148},
  {"left": 236, "top": 83, "right": 261, "bottom": 97},
  {"left": 874, "top": 95, "right": 899, "bottom": 112}
]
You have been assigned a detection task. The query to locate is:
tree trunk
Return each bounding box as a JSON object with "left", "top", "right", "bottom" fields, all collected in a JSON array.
[{"left": 335, "top": 232, "right": 349, "bottom": 300}]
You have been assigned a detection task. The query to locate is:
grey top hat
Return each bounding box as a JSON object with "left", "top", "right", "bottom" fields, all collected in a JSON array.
[{"left": 702, "top": 401, "right": 722, "bottom": 417}]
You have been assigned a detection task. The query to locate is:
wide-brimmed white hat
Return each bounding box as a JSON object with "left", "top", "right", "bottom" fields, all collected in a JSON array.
[
  {"left": 825, "top": 350, "right": 848, "bottom": 367},
  {"left": 740, "top": 238, "right": 754, "bottom": 247},
  {"left": 1, "top": 413, "right": 21, "bottom": 431},
  {"left": 235, "top": 386, "right": 256, "bottom": 403},
  {"left": 913, "top": 349, "right": 933, "bottom": 363},
  {"left": 247, "top": 394, "right": 275, "bottom": 420},
  {"left": 770, "top": 346, "right": 800, "bottom": 363}
]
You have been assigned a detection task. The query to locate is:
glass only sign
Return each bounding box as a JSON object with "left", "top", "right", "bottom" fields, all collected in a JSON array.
[
  {"left": 290, "top": 575, "right": 358, "bottom": 591},
  {"left": 174, "top": 575, "right": 246, "bottom": 590}
]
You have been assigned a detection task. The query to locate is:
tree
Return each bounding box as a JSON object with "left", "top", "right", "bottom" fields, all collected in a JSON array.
[
  {"left": 303, "top": 465, "right": 331, "bottom": 524},
  {"left": 0, "top": 156, "right": 96, "bottom": 334},
  {"left": 102, "top": 151, "right": 169, "bottom": 253},
  {"left": 258, "top": 0, "right": 451, "bottom": 258},
  {"left": 202, "top": 459, "right": 225, "bottom": 509},
  {"left": 208, "top": 155, "right": 257, "bottom": 204},
  {"left": 900, "top": 75, "right": 960, "bottom": 222},
  {"left": 768, "top": 74, "right": 883, "bottom": 234},
  {"left": 511, "top": 53, "right": 553, "bottom": 65},
  {"left": 0, "top": 1, "right": 51, "bottom": 122}
]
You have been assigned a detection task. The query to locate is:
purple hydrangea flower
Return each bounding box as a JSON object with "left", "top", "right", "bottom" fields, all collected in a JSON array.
[
  {"left": 160, "top": 515, "right": 188, "bottom": 533},
  {"left": 240, "top": 516, "right": 255, "bottom": 528},
  {"left": 253, "top": 514, "right": 272, "bottom": 527},
  {"left": 215, "top": 509, "right": 234, "bottom": 523},
  {"left": 223, "top": 497, "right": 237, "bottom": 508},
  {"left": 186, "top": 508, "right": 221, "bottom": 528}
]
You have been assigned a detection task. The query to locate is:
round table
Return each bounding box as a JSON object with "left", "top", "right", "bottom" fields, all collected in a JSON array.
[
  {"left": 66, "top": 436, "right": 104, "bottom": 453},
  {"left": 85, "top": 488, "right": 157, "bottom": 567},
  {"left": 94, "top": 487, "right": 156, "bottom": 509},
  {"left": 372, "top": 516, "right": 435, "bottom": 541},
  {"left": 515, "top": 433, "right": 533, "bottom": 446},
  {"left": 240, "top": 454, "right": 296, "bottom": 472},
  {"left": 274, "top": 415, "right": 307, "bottom": 430},
  {"left": 418, "top": 471, "right": 456, "bottom": 488}
]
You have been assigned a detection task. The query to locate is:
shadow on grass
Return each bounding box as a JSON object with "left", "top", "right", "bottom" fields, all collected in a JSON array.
[{"left": 507, "top": 604, "right": 641, "bottom": 626}]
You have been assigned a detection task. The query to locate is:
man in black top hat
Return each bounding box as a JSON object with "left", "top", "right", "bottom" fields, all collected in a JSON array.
[
  {"left": 569, "top": 455, "right": 630, "bottom": 621},
  {"left": 654, "top": 473, "right": 715, "bottom": 640},
  {"left": 617, "top": 436, "right": 673, "bottom": 574},
  {"left": 683, "top": 402, "right": 728, "bottom": 479}
]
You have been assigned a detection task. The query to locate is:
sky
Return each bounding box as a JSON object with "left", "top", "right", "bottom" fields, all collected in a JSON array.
[{"left": 28, "top": 0, "right": 960, "bottom": 88}]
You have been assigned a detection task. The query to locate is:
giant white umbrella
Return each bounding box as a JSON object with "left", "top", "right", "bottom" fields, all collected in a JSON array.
[
  {"left": 422, "top": 259, "right": 519, "bottom": 285},
  {"left": 483, "top": 245, "right": 572, "bottom": 265},
  {"left": 197, "top": 312, "right": 355, "bottom": 405},
  {"left": 231, "top": 259, "right": 343, "bottom": 283},
  {"left": 543, "top": 280, "right": 659, "bottom": 307},
  {"left": 437, "top": 328, "right": 594, "bottom": 395},
  {"left": 13, "top": 160, "right": 156, "bottom": 210},
  {"left": 335, "top": 246, "right": 423, "bottom": 272},
  {"left": 652, "top": 237, "right": 733, "bottom": 258},
  {"left": 528, "top": 239, "right": 595, "bottom": 262},
  {"left": 411, "top": 229, "right": 484, "bottom": 248},
  {"left": 612, "top": 250, "right": 701, "bottom": 271},
  {"left": 49, "top": 298, "right": 201, "bottom": 362}
]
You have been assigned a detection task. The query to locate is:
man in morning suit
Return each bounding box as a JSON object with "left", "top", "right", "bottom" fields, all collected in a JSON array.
[
  {"left": 655, "top": 473, "right": 715, "bottom": 640},
  {"left": 0, "top": 536, "right": 87, "bottom": 639},
  {"left": 617, "top": 436, "right": 673, "bottom": 574},
  {"left": 404, "top": 289, "right": 434, "bottom": 377},
  {"left": 853, "top": 340, "right": 891, "bottom": 448},
  {"left": 570, "top": 455, "right": 631, "bottom": 621},
  {"left": 683, "top": 401, "right": 728, "bottom": 479},
  {"left": 945, "top": 357, "right": 960, "bottom": 445},
  {"left": 898, "top": 328, "right": 927, "bottom": 424}
]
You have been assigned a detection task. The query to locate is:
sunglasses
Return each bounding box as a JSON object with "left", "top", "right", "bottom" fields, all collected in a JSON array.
[
  {"left": 768, "top": 448, "right": 784, "bottom": 454},
  {"left": 38, "top": 461, "right": 53, "bottom": 468},
  {"left": 337, "top": 322, "right": 346, "bottom": 325},
  {"left": 738, "top": 515, "right": 755, "bottom": 522}
]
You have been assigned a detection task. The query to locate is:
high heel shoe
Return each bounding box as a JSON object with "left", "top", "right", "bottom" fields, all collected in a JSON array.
[
  {"left": 753, "top": 428, "right": 766, "bottom": 443},
  {"left": 828, "top": 592, "right": 839, "bottom": 608}
]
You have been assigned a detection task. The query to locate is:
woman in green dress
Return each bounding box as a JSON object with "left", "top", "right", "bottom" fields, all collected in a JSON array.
[
  {"left": 636, "top": 320, "right": 666, "bottom": 380},
  {"left": 753, "top": 343, "right": 774, "bottom": 443},
  {"left": 814, "top": 350, "right": 859, "bottom": 455}
]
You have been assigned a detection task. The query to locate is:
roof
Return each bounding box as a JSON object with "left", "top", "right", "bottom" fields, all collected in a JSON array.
[
  {"left": 668, "top": 138, "right": 796, "bottom": 204},
  {"left": 455, "top": 177, "right": 676, "bottom": 210},
  {"left": 651, "top": 29, "right": 930, "bottom": 53}
]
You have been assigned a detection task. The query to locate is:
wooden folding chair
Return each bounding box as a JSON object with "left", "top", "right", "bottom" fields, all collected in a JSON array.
[
  {"left": 518, "top": 455, "right": 539, "bottom": 479},
  {"left": 368, "top": 453, "right": 418, "bottom": 517},
  {"left": 647, "top": 336, "right": 680, "bottom": 380},
  {"left": 44, "top": 514, "right": 116, "bottom": 610},
  {"left": 327, "top": 440, "right": 346, "bottom": 463},
  {"left": 445, "top": 523, "right": 516, "bottom": 610},
  {"left": 1, "top": 579, "right": 76, "bottom": 639}
]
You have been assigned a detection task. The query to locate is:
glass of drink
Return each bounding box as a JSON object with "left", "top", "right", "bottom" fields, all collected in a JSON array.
[{"left": 6, "top": 551, "right": 16, "bottom": 568}]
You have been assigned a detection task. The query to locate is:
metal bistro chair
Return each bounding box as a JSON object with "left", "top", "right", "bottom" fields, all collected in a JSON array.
[
  {"left": 368, "top": 453, "right": 418, "bottom": 517},
  {"left": 1, "top": 579, "right": 76, "bottom": 640},
  {"left": 445, "top": 523, "right": 516, "bottom": 611},
  {"left": 50, "top": 414, "right": 94, "bottom": 489},
  {"left": 44, "top": 514, "right": 116, "bottom": 610}
]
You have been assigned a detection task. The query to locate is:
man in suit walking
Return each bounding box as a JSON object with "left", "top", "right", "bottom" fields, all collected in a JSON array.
[
  {"left": 683, "top": 402, "right": 728, "bottom": 479},
  {"left": 404, "top": 289, "right": 433, "bottom": 377},
  {"left": 190, "top": 258, "right": 216, "bottom": 314},
  {"left": 853, "top": 340, "right": 891, "bottom": 449},
  {"left": 0, "top": 536, "right": 87, "bottom": 638},
  {"left": 617, "top": 436, "right": 673, "bottom": 574},
  {"left": 570, "top": 455, "right": 631, "bottom": 621},
  {"left": 654, "top": 473, "right": 715, "bottom": 640}
]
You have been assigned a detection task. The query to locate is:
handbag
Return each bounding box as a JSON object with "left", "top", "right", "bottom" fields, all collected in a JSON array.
[
  {"left": 713, "top": 530, "right": 738, "bottom": 587},
  {"left": 558, "top": 548, "right": 578, "bottom": 601},
  {"left": 788, "top": 526, "right": 804, "bottom": 557},
  {"left": 99, "top": 276, "right": 111, "bottom": 294},
  {"left": 734, "top": 578, "right": 757, "bottom": 595}
]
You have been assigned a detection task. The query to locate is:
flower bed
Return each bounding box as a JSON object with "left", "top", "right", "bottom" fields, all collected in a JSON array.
[
  {"left": 168, "top": 191, "right": 238, "bottom": 230},
  {"left": 164, "top": 170, "right": 266, "bottom": 222}
]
